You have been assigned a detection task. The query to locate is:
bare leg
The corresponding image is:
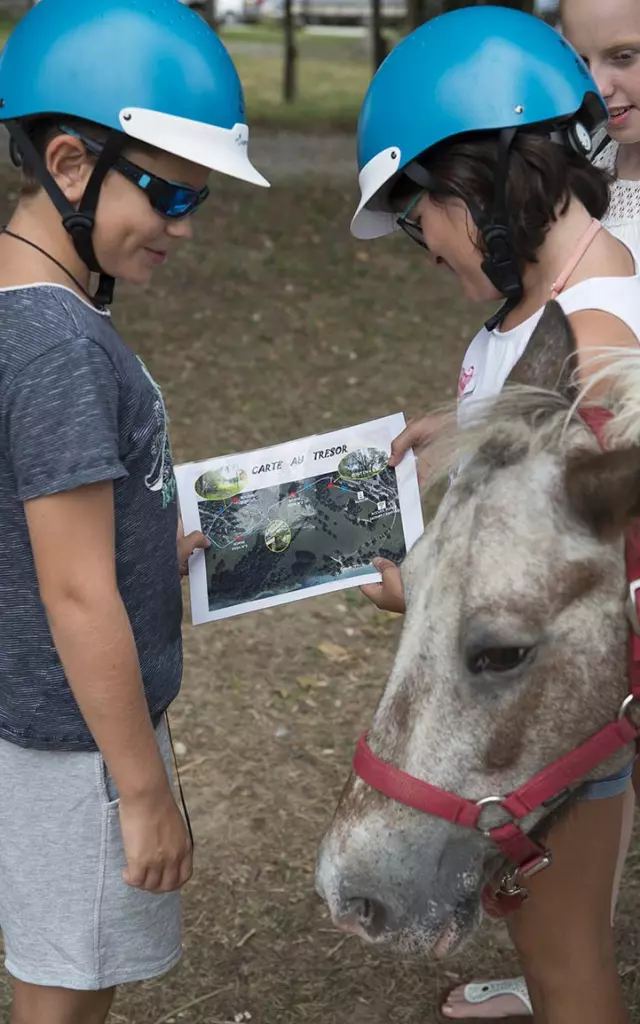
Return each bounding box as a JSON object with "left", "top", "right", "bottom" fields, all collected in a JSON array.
[
  {"left": 508, "top": 793, "right": 627, "bottom": 1024},
  {"left": 442, "top": 779, "right": 635, "bottom": 1019},
  {"left": 612, "top": 780, "right": 635, "bottom": 904},
  {"left": 11, "top": 981, "right": 115, "bottom": 1024},
  {"left": 632, "top": 758, "right": 640, "bottom": 801}
]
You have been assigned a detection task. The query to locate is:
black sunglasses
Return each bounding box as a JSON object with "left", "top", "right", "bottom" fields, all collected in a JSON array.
[
  {"left": 60, "top": 125, "right": 210, "bottom": 220},
  {"left": 396, "top": 190, "right": 429, "bottom": 250}
]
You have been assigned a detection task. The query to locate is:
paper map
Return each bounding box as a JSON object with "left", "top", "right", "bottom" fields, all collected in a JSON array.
[{"left": 175, "top": 414, "right": 423, "bottom": 623}]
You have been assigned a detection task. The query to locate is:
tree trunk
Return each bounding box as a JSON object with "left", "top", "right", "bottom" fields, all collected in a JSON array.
[
  {"left": 205, "top": 0, "right": 218, "bottom": 28},
  {"left": 283, "top": 0, "right": 297, "bottom": 103},
  {"left": 493, "top": 0, "right": 534, "bottom": 11},
  {"left": 370, "top": 0, "right": 388, "bottom": 73},
  {"left": 407, "top": 0, "right": 428, "bottom": 31}
]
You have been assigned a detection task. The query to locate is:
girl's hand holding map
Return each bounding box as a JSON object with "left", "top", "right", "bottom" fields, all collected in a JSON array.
[{"left": 388, "top": 412, "right": 446, "bottom": 487}]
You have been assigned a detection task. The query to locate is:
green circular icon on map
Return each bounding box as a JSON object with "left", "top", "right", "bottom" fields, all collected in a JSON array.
[
  {"left": 195, "top": 465, "right": 248, "bottom": 501},
  {"left": 339, "top": 447, "right": 388, "bottom": 481},
  {"left": 265, "top": 519, "right": 292, "bottom": 553}
]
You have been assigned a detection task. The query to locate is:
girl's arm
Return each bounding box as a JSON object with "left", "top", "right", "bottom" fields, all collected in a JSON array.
[{"left": 569, "top": 309, "right": 639, "bottom": 396}]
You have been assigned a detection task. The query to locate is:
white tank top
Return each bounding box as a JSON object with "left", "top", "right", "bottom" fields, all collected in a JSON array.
[{"left": 457, "top": 259, "right": 640, "bottom": 411}]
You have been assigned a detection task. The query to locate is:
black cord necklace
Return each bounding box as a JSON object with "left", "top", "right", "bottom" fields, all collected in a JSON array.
[{"left": 1, "top": 227, "right": 103, "bottom": 309}]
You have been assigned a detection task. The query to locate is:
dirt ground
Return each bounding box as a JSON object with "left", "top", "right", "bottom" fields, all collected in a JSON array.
[{"left": 0, "top": 159, "right": 638, "bottom": 1023}]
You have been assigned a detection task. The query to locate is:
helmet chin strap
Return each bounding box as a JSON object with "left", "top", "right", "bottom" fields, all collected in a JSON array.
[
  {"left": 6, "top": 120, "right": 126, "bottom": 306},
  {"left": 405, "top": 126, "right": 523, "bottom": 330}
]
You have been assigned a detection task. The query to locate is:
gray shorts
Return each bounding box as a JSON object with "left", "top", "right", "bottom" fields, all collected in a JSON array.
[{"left": 0, "top": 717, "right": 182, "bottom": 990}]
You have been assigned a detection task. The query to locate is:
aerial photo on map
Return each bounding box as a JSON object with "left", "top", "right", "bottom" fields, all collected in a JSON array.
[{"left": 196, "top": 447, "right": 406, "bottom": 613}]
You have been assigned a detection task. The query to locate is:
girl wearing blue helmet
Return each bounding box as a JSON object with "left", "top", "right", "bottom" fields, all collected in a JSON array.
[
  {"left": 0, "top": 2, "right": 267, "bottom": 1021},
  {"left": 357, "top": 7, "right": 640, "bottom": 1024},
  {"left": 443, "top": 1, "right": 640, "bottom": 1016}
]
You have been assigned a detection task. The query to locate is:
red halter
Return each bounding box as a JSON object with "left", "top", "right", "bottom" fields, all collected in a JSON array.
[{"left": 353, "top": 407, "right": 640, "bottom": 915}]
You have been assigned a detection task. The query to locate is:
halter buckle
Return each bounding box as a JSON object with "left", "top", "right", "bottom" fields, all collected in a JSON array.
[
  {"left": 496, "top": 852, "right": 552, "bottom": 901},
  {"left": 518, "top": 851, "right": 553, "bottom": 879},
  {"left": 498, "top": 869, "right": 528, "bottom": 899},
  {"left": 625, "top": 579, "right": 640, "bottom": 636}
]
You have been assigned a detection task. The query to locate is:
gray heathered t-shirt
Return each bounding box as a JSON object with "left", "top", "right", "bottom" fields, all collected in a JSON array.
[{"left": 0, "top": 284, "right": 182, "bottom": 751}]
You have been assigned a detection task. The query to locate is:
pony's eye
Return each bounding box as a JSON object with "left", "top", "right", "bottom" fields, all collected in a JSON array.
[{"left": 467, "top": 647, "right": 532, "bottom": 674}]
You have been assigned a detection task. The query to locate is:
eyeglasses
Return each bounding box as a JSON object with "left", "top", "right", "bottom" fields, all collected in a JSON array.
[
  {"left": 60, "top": 125, "right": 210, "bottom": 220},
  {"left": 396, "top": 190, "right": 428, "bottom": 250}
]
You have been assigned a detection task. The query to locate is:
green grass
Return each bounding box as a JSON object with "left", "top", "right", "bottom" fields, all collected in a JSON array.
[
  {"left": 221, "top": 23, "right": 295, "bottom": 44},
  {"left": 221, "top": 25, "right": 390, "bottom": 129},
  {"left": 234, "top": 52, "right": 370, "bottom": 129},
  {"left": 0, "top": 12, "right": 15, "bottom": 43}
]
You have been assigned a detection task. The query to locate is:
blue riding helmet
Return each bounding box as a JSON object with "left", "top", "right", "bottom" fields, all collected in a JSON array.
[
  {"left": 352, "top": 5, "right": 607, "bottom": 241},
  {"left": 0, "top": 0, "right": 268, "bottom": 188},
  {"left": 0, "top": 0, "right": 269, "bottom": 301}
]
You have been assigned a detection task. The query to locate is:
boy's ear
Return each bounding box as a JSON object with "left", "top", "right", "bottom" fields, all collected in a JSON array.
[{"left": 45, "top": 134, "right": 93, "bottom": 199}]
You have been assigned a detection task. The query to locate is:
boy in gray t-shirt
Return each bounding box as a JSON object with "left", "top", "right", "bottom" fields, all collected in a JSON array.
[{"left": 0, "top": 1, "right": 268, "bottom": 1020}]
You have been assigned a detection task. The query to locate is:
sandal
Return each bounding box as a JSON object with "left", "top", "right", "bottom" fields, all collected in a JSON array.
[{"left": 441, "top": 977, "right": 533, "bottom": 1018}]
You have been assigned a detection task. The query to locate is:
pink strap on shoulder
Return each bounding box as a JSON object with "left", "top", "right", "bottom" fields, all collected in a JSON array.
[{"left": 550, "top": 218, "right": 602, "bottom": 300}]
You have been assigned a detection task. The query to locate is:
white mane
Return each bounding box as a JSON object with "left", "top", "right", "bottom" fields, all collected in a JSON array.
[{"left": 420, "top": 347, "right": 640, "bottom": 491}]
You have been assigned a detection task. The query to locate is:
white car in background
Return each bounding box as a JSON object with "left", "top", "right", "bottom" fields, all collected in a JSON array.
[{"left": 177, "top": 0, "right": 247, "bottom": 25}]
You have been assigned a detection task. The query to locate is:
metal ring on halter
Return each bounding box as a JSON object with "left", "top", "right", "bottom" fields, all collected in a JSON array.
[
  {"left": 475, "top": 795, "right": 515, "bottom": 835},
  {"left": 625, "top": 579, "right": 640, "bottom": 635},
  {"left": 618, "top": 693, "right": 640, "bottom": 723}
]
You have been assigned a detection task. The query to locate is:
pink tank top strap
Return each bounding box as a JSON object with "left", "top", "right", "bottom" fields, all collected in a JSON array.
[{"left": 549, "top": 218, "right": 602, "bottom": 300}]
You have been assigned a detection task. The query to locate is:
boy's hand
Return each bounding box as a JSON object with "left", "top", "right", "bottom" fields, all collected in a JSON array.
[
  {"left": 119, "top": 787, "right": 193, "bottom": 893},
  {"left": 177, "top": 527, "right": 210, "bottom": 577},
  {"left": 360, "top": 557, "right": 406, "bottom": 614}
]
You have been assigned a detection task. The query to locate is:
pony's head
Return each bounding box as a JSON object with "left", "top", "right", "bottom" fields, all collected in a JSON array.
[{"left": 316, "top": 302, "right": 640, "bottom": 957}]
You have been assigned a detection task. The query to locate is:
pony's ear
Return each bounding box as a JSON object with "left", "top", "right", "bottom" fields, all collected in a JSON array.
[
  {"left": 507, "top": 300, "right": 578, "bottom": 400},
  {"left": 565, "top": 446, "right": 640, "bottom": 539}
]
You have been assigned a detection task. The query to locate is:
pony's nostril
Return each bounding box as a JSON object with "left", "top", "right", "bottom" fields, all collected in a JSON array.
[
  {"left": 341, "top": 896, "right": 387, "bottom": 937},
  {"left": 348, "top": 897, "right": 371, "bottom": 925}
]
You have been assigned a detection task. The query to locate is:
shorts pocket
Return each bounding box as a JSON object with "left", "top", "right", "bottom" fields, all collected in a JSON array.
[{"left": 97, "top": 754, "right": 120, "bottom": 808}]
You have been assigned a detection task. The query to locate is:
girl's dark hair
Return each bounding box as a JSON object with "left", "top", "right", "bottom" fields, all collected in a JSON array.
[{"left": 388, "top": 129, "right": 611, "bottom": 265}]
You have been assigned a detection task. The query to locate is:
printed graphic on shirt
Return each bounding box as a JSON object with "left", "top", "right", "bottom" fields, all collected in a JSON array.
[
  {"left": 137, "top": 357, "right": 176, "bottom": 509},
  {"left": 457, "top": 364, "right": 476, "bottom": 399}
]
